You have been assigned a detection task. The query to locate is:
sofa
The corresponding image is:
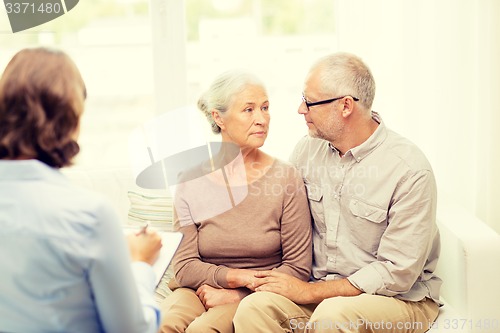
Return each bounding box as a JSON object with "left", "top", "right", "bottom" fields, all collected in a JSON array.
[
  {"left": 430, "top": 200, "right": 500, "bottom": 333},
  {"left": 62, "top": 165, "right": 500, "bottom": 333}
]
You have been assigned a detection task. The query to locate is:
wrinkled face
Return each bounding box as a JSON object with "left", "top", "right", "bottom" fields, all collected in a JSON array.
[
  {"left": 218, "top": 84, "right": 270, "bottom": 150},
  {"left": 298, "top": 68, "right": 344, "bottom": 143}
]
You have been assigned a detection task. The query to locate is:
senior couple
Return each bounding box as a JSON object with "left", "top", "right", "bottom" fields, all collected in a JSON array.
[{"left": 159, "top": 52, "right": 442, "bottom": 333}]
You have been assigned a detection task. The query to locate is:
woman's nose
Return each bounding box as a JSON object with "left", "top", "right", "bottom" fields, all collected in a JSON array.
[{"left": 254, "top": 110, "right": 268, "bottom": 125}]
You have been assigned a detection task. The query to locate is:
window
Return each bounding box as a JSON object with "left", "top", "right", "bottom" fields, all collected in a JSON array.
[
  {"left": 2, "top": 0, "right": 338, "bottom": 167},
  {"left": 155, "top": 0, "right": 338, "bottom": 160},
  {"left": 1, "top": 0, "right": 155, "bottom": 168}
]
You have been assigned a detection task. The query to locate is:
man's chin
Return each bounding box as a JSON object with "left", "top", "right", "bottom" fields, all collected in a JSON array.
[
  {"left": 308, "top": 129, "right": 319, "bottom": 138},
  {"left": 308, "top": 129, "right": 330, "bottom": 142}
]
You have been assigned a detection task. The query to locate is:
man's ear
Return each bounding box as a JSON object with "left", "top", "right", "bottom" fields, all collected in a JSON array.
[
  {"left": 211, "top": 110, "right": 225, "bottom": 131},
  {"left": 341, "top": 97, "right": 355, "bottom": 118}
]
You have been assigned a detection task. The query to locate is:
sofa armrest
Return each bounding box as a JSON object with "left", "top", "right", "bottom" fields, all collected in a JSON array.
[{"left": 435, "top": 202, "right": 500, "bottom": 331}]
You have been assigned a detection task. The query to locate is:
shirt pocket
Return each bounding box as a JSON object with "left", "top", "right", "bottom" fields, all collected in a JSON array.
[
  {"left": 305, "top": 182, "right": 326, "bottom": 233},
  {"left": 348, "top": 198, "right": 388, "bottom": 253}
]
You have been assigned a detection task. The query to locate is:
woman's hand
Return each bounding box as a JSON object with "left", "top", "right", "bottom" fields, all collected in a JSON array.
[
  {"left": 127, "top": 229, "right": 162, "bottom": 265},
  {"left": 196, "top": 285, "right": 250, "bottom": 310},
  {"left": 226, "top": 268, "right": 260, "bottom": 290}
]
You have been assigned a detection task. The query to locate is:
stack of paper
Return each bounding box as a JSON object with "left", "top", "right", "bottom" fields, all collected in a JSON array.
[
  {"left": 127, "top": 190, "right": 174, "bottom": 231},
  {"left": 126, "top": 189, "right": 178, "bottom": 301}
]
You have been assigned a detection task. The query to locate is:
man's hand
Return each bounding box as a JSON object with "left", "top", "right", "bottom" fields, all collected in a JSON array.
[
  {"left": 253, "top": 271, "right": 362, "bottom": 304},
  {"left": 252, "top": 270, "right": 313, "bottom": 304},
  {"left": 196, "top": 285, "right": 250, "bottom": 310}
]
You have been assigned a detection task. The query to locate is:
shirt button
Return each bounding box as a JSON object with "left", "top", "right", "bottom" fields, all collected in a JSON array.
[{"left": 328, "top": 258, "right": 334, "bottom": 262}]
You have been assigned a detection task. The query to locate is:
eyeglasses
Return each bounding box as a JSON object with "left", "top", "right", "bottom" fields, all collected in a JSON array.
[{"left": 301, "top": 94, "right": 359, "bottom": 111}]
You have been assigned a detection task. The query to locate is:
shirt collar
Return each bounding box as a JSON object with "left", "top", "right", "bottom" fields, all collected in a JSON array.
[{"left": 330, "top": 111, "right": 387, "bottom": 163}]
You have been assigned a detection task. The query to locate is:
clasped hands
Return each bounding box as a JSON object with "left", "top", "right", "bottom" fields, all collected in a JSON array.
[
  {"left": 251, "top": 270, "right": 313, "bottom": 304},
  {"left": 196, "top": 269, "right": 312, "bottom": 310}
]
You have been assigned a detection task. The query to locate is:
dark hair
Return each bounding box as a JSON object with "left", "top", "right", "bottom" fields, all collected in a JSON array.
[{"left": 0, "top": 47, "right": 86, "bottom": 168}]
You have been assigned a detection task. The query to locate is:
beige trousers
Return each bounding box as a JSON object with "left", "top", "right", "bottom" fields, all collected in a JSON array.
[
  {"left": 159, "top": 287, "right": 238, "bottom": 333},
  {"left": 233, "top": 292, "right": 439, "bottom": 333}
]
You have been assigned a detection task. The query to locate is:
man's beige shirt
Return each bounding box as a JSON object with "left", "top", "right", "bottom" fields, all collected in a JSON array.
[{"left": 290, "top": 112, "right": 441, "bottom": 303}]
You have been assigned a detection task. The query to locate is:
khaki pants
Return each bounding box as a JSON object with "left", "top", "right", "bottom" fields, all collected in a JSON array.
[
  {"left": 159, "top": 287, "right": 238, "bottom": 333},
  {"left": 233, "top": 292, "right": 439, "bottom": 333}
]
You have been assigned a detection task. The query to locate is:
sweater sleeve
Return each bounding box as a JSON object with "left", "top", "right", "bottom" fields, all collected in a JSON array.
[
  {"left": 273, "top": 164, "right": 312, "bottom": 281},
  {"left": 171, "top": 197, "right": 230, "bottom": 290}
]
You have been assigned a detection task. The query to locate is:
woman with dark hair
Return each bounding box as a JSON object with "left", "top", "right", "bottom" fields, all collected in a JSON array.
[{"left": 0, "top": 47, "right": 162, "bottom": 333}]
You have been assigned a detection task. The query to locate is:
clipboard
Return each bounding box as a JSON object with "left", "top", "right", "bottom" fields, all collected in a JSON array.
[
  {"left": 152, "top": 231, "right": 182, "bottom": 286},
  {"left": 123, "top": 227, "right": 183, "bottom": 286}
]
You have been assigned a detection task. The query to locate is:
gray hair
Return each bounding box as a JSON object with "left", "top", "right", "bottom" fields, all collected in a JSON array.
[
  {"left": 198, "top": 70, "right": 266, "bottom": 134},
  {"left": 312, "top": 52, "right": 376, "bottom": 110}
]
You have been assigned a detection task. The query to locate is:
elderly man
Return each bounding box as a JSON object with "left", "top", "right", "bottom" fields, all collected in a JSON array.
[{"left": 233, "top": 52, "right": 442, "bottom": 333}]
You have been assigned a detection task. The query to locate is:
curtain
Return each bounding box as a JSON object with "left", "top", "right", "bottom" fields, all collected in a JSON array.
[{"left": 335, "top": 0, "right": 500, "bottom": 233}]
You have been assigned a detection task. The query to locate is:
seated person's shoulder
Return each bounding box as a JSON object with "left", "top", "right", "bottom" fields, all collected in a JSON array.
[
  {"left": 385, "top": 129, "right": 433, "bottom": 171},
  {"left": 292, "top": 135, "right": 330, "bottom": 160},
  {"left": 270, "top": 158, "right": 304, "bottom": 183}
]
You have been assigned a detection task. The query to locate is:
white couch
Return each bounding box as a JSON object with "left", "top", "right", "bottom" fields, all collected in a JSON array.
[
  {"left": 62, "top": 166, "right": 500, "bottom": 333},
  {"left": 62, "top": 166, "right": 136, "bottom": 223},
  {"left": 430, "top": 200, "right": 500, "bottom": 333}
]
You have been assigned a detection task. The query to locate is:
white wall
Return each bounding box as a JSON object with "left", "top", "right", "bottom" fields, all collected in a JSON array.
[
  {"left": 334, "top": 0, "right": 500, "bottom": 233},
  {"left": 150, "top": 0, "right": 500, "bottom": 233}
]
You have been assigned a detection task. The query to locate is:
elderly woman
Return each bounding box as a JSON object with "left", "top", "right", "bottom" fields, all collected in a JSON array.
[
  {"left": 159, "top": 71, "right": 312, "bottom": 333},
  {"left": 0, "top": 47, "right": 162, "bottom": 333}
]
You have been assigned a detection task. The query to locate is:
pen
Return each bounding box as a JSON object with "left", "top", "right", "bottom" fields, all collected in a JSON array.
[{"left": 135, "top": 223, "right": 149, "bottom": 236}]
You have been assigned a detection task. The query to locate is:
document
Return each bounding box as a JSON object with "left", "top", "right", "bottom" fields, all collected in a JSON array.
[
  {"left": 151, "top": 231, "right": 182, "bottom": 286},
  {"left": 123, "top": 227, "right": 183, "bottom": 286}
]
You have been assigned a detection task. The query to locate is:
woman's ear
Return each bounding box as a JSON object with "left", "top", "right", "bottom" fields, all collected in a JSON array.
[{"left": 211, "top": 110, "right": 225, "bottom": 131}]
